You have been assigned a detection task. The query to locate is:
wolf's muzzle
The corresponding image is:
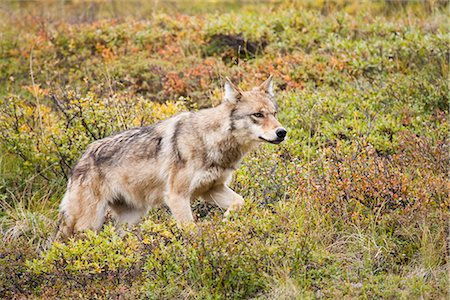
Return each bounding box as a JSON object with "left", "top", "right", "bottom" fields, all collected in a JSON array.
[{"left": 276, "top": 128, "right": 287, "bottom": 138}]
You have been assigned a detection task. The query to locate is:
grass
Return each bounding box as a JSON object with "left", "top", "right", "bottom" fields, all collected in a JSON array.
[{"left": 0, "top": 0, "right": 448, "bottom": 299}]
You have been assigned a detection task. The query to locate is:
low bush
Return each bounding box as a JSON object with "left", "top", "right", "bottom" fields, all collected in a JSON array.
[{"left": 305, "top": 135, "right": 448, "bottom": 220}]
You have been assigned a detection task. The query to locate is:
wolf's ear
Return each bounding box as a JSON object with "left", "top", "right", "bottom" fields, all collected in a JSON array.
[
  {"left": 259, "top": 75, "right": 274, "bottom": 97},
  {"left": 224, "top": 77, "right": 242, "bottom": 104}
]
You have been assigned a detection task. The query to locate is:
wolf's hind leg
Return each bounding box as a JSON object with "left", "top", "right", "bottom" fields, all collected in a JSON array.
[{"left": 201, "top": 185, "right": 245, "bottom": 218}]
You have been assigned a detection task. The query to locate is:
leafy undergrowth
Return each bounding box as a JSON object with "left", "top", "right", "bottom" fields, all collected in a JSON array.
[
  {"left": 17, "top": 204, "right": 449, "bottom": 299},
  {"left": 0, "top": 1, "right": 448, "bottom": 299}
]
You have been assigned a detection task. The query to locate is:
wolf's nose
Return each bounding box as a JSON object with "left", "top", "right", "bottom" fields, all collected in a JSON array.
[{"left": 276, "top": 128, "right": 287, "bottom": 138}]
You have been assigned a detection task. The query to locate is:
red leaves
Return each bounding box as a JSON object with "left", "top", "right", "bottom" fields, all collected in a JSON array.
[{"left": 302, "top": 136, "right": 448, "bottom": 221}]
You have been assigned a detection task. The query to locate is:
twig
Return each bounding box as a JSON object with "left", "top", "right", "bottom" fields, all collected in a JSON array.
[{"left": 29, "top": 45, "right": 44, "bottom": 138}]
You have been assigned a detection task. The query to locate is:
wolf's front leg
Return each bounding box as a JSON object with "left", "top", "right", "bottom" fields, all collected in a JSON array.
[
  {"left": 165, "top": 192, "right": 194, "bottom": 225},
  {"left": 166, "top": 169, "right": 194, "bottom": 225},
  {"left": 201, "top": 184, "right": 245, "bottom": 218}
]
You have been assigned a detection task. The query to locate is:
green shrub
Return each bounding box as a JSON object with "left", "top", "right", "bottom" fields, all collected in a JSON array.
[
  {"left": 141, "top": 202, "right": 313, "bottom": 299},
  {"left": 26, "top": 225, "right": 142, "bottom": 291}
]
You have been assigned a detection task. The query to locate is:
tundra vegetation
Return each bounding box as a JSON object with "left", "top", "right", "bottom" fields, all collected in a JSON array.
[{"left": 0, "top": 0, "right": 448, "bottom": 299}]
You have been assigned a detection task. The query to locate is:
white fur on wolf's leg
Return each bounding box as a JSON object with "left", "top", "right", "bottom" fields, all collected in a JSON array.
[
  {"left": 201, "top": 184, "right": 244, "bottom": 220},
  {"left": 165, "top": 193, "right": 195, "bottom": 225}
]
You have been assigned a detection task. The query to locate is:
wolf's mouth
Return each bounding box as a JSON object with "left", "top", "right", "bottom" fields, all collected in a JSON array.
[{"left": 259, "top": 137, "right": 284, "bottom": 144}]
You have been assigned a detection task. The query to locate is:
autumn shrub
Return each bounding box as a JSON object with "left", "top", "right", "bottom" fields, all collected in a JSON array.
[
  {"left": 304, "top": 135, "right": 448, "bottom": 221},
  {"left": 0, "top": 92, "right": 186, "bottom": 182}
]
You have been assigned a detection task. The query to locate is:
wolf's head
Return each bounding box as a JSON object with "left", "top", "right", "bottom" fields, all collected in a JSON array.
[{"left": 224, "top": 76, "right": 287, "bottom": 145}]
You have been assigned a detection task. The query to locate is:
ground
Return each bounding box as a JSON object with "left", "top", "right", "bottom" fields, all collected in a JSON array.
[{"left": 0, "top": 1, "right": 448, "bottom": 299}]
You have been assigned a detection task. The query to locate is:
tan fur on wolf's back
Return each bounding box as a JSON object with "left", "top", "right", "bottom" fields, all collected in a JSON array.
[{"left": 59, "top": 76, "right": 287, "bottom": 236}]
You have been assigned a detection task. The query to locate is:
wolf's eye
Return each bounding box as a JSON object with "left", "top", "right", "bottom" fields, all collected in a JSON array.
[{"left": 252, "top": 113, "right": 264, "bottom": 118}]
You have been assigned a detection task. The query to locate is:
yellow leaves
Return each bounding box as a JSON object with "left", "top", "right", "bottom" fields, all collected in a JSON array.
[
  {"left": 92, "top": 263, "right": 102, "bottom": 274},
  {"left": 19, "top": 123, "right": 31, "bottom": 133},
  {"left": 151, "top": 101, "right": 185, "bottom": 120},
  {"left": 24, "top": 84, "right": 49, "bottom": 98},
  {"left": 8, "top": 48, "right": 20, "bottom": 57}
]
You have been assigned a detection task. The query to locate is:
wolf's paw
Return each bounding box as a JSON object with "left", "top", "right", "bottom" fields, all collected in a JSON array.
[{"left": 222, "top": 210, "right": 240, "bottom": 222}]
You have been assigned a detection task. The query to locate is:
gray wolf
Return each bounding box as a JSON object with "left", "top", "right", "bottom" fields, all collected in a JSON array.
[{"left": 59, "top": 76, "right": 287, "bottom": 236}]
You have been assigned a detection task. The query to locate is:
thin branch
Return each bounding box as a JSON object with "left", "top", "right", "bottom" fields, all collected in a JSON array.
[{"left": 29, "top": 45, "right": 44, "bottom": 138}]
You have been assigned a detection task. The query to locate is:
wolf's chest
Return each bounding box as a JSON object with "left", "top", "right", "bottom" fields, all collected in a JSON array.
[{"left": 190, "top": 166, "right": 234, "bottom": 196}]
